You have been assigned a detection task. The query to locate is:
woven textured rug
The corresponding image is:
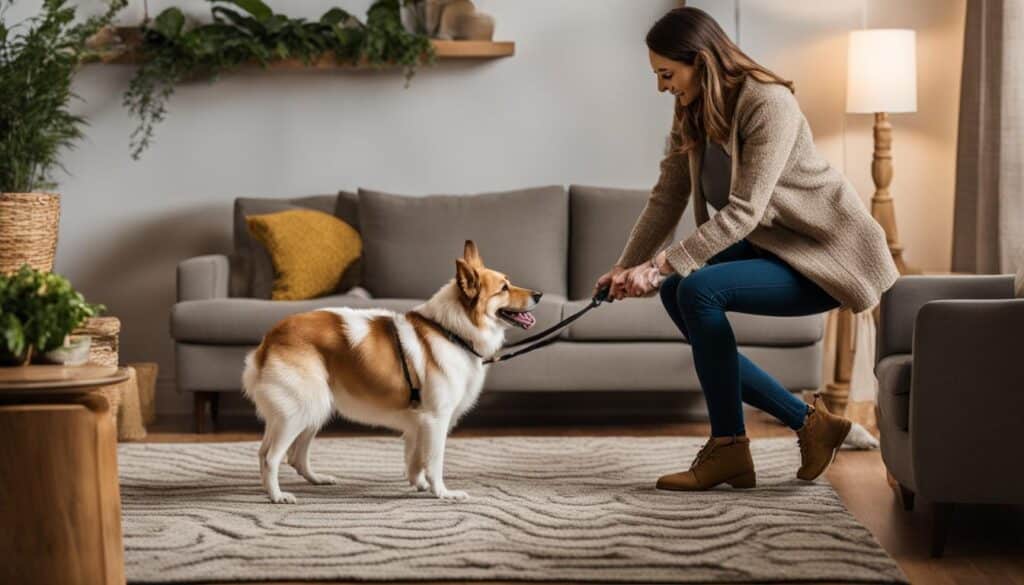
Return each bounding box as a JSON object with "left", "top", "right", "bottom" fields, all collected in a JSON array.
[{"left": 118, "top": 437, "right": 907, "bottom": 584}]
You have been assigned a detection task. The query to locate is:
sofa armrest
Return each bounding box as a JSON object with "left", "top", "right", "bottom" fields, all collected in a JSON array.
[
  {"left": 909, "top": 298, "right": 1024, "bottom": 503},
  {"left": 177, "top": 254, "right": 231, "bottom": 301},
  {"left": 876, "top": 274, "right": 1014, "bottom": 368}
]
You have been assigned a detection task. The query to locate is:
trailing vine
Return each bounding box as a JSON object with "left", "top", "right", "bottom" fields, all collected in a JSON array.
[{"left": 123, "top": 0, "right": 434, "bottom": 160}]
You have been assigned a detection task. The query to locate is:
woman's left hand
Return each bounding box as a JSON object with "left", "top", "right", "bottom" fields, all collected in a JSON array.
[
  {"left": 653, "top": 250, "right": 673, "bottom": 276},
  {"left": 625, "top": 265, "right": 666, "bottom": 298}
]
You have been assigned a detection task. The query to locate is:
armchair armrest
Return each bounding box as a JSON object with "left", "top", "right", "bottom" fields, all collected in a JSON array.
[
  {"left": 876, "top": 274, "right": 1014, "bottom": 367},
  {"left": 177, "top": 254, "right": 230, "bottom": 301},
  {"left": 910, "top": 298, "right": 1024, "bottom": 503}
]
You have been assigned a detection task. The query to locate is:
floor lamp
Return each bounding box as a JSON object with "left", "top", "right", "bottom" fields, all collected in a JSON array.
[{"left": 823, "top": 28, "right": 918, "bottom": 416}]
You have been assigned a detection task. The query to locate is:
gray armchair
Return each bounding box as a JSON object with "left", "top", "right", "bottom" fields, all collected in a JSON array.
[{"left": 875, "top": 274, "right": 1024, "bottom": 557}]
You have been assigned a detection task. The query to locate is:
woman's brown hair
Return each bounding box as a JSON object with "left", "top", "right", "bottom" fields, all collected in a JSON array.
[{"left": 646, "top": 7, "right": 794, "bottom": 154}]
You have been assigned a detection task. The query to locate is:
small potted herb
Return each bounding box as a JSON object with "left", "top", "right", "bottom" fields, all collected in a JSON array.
[{"left": 0, "top": 264, "right": 106, "bottom": 366}]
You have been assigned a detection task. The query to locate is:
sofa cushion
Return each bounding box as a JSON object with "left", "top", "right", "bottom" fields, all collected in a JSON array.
[
  {"left": 357, "top": 186, "right": 568, "bottom": 299},
  {"left": 171, "top": 293, "right": 565, "bottom": 346},
  {"left": 483, "top": 341, "right": 825, "bottom": 392},
  {"left": 233, "top": 193, "right": 362, "bottom": 299},
  {"left": 561, "top": 296, "right": 825, "bottom": 344},
  {"left": 875, "top": 353, "right": 912, "bottom": 431},
  {"left": 568, "top": 185, "right": 698, "bottom": 300},
  {"left": 172, "top": 295, "right": 417, "bottom": 344}
]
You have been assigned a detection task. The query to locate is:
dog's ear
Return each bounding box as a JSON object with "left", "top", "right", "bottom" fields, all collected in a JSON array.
[
  {"left": 455, "top": 258, "right": 479, "bottom": 300},
  {"left": 463, "top": 239, "right": 483, "bottom": 267}
]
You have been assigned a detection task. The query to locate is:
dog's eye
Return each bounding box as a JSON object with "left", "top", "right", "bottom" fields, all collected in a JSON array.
[{"left": 502, "top": 283, "right": 509, "bottom": 292}]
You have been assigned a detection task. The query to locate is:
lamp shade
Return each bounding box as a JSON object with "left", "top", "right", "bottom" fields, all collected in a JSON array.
[{"left": 846, "top": 29, "right": 917, "bottom": 114}]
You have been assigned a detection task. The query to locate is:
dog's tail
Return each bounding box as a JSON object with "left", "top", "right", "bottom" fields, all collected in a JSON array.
[{"left": 241, "top": 337, "right": 268, "bottom": 401}]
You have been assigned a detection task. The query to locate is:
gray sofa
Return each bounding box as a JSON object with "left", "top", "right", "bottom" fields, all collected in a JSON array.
[
  {"left": 172, "top": 185, "right": 828, "bottom": 431},
  {"left": 875, "top": 274, "right": 1024, "bottom": 557}
]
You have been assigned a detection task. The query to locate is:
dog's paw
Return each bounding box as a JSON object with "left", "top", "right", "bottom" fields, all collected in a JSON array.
[
  {"left": 307, "top": 473, "right": 338, "bottom": 485},
  {"left": 841, "top": 422, "right": 880, "bottom": 450},
  {"left": 434, "top": 489, "right": 469, "bottom": 501},
  {"left": 409, "top": 471, "right": 429, "bottom": 491},
  {"left": 270, "top": 491, "right": 298, "bottom": 504}
]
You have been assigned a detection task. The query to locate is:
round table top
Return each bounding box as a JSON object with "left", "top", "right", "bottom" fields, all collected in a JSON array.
[{"left": 0, "top": 365, "right": 130, "bottom": 393}]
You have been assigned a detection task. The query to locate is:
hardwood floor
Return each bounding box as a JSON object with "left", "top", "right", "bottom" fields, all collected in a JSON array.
[{"left": 140, "top": 405, "right": 1024, "bottom": 585}]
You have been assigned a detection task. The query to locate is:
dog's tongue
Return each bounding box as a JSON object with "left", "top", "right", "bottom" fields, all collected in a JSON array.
[{"left": 513, "top": 311, "right": 536, "bottom": 329}]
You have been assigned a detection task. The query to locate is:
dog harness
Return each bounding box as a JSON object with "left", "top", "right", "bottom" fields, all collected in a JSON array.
[
  {"left": 390, "top": 312, "right": 485, "bottom": 409},
  {"left": 386, "top": 318, "right": 422, "bottom": 407},
  {"left": 390, "top": 286, "right": 614, "bottom": 408}
]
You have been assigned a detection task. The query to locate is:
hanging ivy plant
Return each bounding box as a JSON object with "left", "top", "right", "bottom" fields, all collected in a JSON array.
[{"left": 122, "top": 0, "right": 434, "bottom": 160}]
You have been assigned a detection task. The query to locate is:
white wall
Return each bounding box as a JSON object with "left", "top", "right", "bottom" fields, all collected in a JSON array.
[{"left": 4, "top": 1, "right": 964, "bottom": 415}]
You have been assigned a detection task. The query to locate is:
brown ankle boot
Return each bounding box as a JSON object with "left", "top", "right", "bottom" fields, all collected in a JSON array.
[
  {"left": 796, "top": 393, "right": 853, "bottom": 481},
  {"left": 656, "top": 435, "right": 756, "bottom": 491}
]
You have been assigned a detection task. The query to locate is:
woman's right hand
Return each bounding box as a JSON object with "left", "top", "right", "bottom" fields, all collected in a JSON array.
[{"left": 594, "top": 264, "right": 628, "bottom": 300}]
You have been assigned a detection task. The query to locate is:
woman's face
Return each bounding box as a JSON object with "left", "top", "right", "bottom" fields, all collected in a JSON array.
[{"left": 649, "top": 49, "right": 701, "bottom": 106}]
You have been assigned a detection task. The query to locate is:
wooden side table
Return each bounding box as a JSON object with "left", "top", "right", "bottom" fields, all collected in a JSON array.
[{"left": 0, "top": 365, "right": 130, "bottom": 585}]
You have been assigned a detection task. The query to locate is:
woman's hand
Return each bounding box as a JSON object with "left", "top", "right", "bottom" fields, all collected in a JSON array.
[
  {"left": 653, "top": 249, "right": 673, "bottom": 276},
  {"left": 625, "top": 265, "right": 666, "bottom": 298},
  {"left": 597, "top": 255, "right": 673, "bottom": 301},
  {"left": 594, "top": 264, "right": 628, "bottom": 299}
]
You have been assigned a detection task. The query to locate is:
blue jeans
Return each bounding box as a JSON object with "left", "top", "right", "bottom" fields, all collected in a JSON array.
[{"left": 659, "top": 239, "right": 840, "bottom": 437}]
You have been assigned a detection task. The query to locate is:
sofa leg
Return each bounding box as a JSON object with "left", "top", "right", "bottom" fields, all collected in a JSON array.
[
  {"left": 210, "top": 392, "right": 220, "bottom": 426},
  {"left": 931, "top": 502, "right": 954, "bottom": 557},
  {"left": 898, "top": 482, "right": 915, "bottom": 511},
  {"left": 194, "top": 392, "right": 209, "bottom": 434}
]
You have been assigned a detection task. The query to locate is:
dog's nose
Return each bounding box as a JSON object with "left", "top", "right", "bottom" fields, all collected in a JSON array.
[{"left": 532, "top": 291, "right": 543, "bottom": 303}]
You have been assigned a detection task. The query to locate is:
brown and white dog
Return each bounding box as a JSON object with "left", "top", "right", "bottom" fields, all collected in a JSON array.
[{"left": 242, "top": 240, "right": 540, "bottom": 503}]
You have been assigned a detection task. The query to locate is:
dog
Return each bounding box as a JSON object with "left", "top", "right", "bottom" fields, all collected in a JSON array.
[{"left": 242, "top": 240, "right": 541, "bottom": 503}]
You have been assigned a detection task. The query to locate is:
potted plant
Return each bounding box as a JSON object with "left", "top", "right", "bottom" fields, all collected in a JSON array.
[
  {"left": 0, "top": 0, "right": 126, "bottom": 273},
  {"left": 0, "top": 264, "right": 105, "bottom": 366}
]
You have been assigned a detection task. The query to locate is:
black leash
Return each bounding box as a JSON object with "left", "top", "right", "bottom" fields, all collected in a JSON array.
[{"left": 391, "top": 285, "right": 615, "bottom": 407}]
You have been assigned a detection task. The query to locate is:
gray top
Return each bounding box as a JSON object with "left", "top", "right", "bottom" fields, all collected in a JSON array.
[{"left": 701, "top": 139, "right": 731, "bottom": 211}]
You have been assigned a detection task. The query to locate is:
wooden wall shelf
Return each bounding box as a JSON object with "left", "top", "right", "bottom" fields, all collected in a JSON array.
[
  {"left": 85, "top": 27, "right": 514, "bottom": 68},
  {"left": 432, "top": 40, "right": 514, "bottom": 59}
]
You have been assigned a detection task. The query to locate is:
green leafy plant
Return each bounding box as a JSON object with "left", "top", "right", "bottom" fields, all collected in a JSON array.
[
  {"left": 0, "top": 264, "right": 105, "bottom": 364},
  {"left": 0, "top": 0, "right": 127, "bottom": 192},
  {"left": 123, "top": 0, "right": 435, "bottom": 160}
]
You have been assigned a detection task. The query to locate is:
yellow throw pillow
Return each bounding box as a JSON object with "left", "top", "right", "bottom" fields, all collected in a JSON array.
[{"left": 246, "top": 209, "right": 362, "bottom": 301}]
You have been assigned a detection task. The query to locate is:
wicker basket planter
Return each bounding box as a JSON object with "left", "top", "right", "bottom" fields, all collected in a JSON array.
[
  {"left": 71, "top": 316, "right": 122, "bottom": 420},
  {"left": 0, "top": 193, "right": 61, "bottom": 275},
  {"left": 73, "top": 316, "right": 120, "bottom": 367}
]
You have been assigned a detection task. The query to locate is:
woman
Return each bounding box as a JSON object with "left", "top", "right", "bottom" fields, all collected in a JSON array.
[{"left": 594, "top": 7, "right": 899, "bottom": 491}]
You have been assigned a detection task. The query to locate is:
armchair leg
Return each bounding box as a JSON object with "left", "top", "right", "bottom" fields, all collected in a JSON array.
[
  {"left": 931, "top": 502, "right": 954, "bottom": 557},
  {"left": 898, "top": 483, "right": 915, "bottom": 511}
]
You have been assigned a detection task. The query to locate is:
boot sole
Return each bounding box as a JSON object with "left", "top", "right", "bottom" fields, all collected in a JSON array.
[
  {"left": 656, "top": 470, "right": 757, "bottom": 491},
  {"left": 798, "top": 418, "right": 853, "bottom": 481},
  {"left": 726, "top": 470, "right": 756, "bottom": 489}
]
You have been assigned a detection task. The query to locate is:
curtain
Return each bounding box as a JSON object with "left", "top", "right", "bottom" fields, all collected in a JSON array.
[{"left": 952, "top": 0, "right": 1024, "bottom": 274}]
